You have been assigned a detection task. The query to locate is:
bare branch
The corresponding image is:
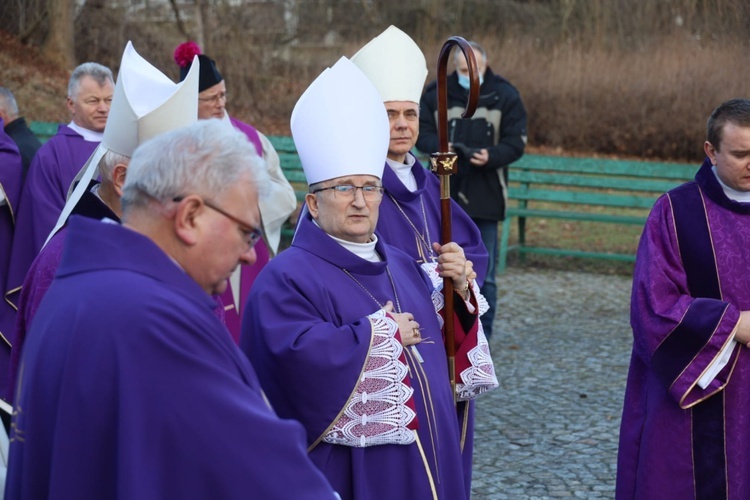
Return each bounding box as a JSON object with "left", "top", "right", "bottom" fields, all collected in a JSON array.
[{"left": 168, "top": 0, "right": 191, "bottom": 40}]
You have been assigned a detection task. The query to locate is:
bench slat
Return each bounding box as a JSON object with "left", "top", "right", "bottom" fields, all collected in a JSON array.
[
  {"left": 505, "top": 207, "right": 646, "bottom": 225},
  {"left": 510, "top": 171, "right": 687, "bottom": 193},
  {"left": 514, "top": 154, "right": 697, "bottom": 181},
  {"left": 508, "top": 187, "right": 659, "bottom": 209}
]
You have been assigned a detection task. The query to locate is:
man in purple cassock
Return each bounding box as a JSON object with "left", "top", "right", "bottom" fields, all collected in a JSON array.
[
  {"left": 4, "top": 62, "right": 114, "bottom": 316},
  {"left": 174, "top": 41, "right": 298, "bottom": 343},
  {"left": 351, "top": 26, "right": 496, "bottom": 496},
  {"left": 243, "top": 57, "right": 496, "bottom": 500},
  {"left": 617, "top": 98, "right": 750, "bottom": 499},
  {"left": 6, "top": 120, "right": 338, "bottom": 499},
  {"left": 6, "top": 41, "right": 200, "bottom": 404},
  {"left": 0, "top": 124, "right": 23, "bottom": 402}
]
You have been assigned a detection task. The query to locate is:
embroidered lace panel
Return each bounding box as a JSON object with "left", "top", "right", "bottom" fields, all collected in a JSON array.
[{"left": 323, "top": 309, "right": 416, "bottom": 447}]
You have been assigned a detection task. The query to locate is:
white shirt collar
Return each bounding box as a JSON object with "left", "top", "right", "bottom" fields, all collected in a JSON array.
[
  {"left": 312, "top": 220, "right": 382, "bottom": 262},
  {"left": 386, "top": 153, "right": 417, "bottom": 192},
  {"left": 67, "top": 121, "right": 104, "bottom": 142},
  {"left": 712, "top": 166, "right": 750, "bottom": 203}
]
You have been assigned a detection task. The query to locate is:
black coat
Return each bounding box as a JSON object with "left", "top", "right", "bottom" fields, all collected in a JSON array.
[
  {"left": 416, "top": 68, "right": 527, "bottom": 221},
  {"left": 5, "top": 117, "right": 42, "bottom": 178}
]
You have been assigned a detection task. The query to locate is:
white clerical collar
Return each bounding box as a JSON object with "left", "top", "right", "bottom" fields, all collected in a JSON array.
[
  {"left": 386, "top": 153, "right": 417, "bottom": 192},
  {"left": 67, "top": 121, "right": 104, "bottom": 142},
  {"left": 712, "top": 166, "right": 750, "bottom": 203},
  {"left": 313, "top": 220, "right": 382, "bottom": 262}
]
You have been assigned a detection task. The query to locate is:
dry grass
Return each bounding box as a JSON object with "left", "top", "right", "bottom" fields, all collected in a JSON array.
[{"left": 425, "top": 34, "right": 750, "bottom": 163}]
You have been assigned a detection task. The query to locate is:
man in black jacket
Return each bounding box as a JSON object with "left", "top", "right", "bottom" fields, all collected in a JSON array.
[{"left": 416, "top": 41, "right": 527, "bottom": 339}]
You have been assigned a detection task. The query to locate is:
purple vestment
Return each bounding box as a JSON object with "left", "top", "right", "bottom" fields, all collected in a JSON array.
[
  {"left": 4, "top": 125, "right": 98, "bottom": 314},
  {"left": 242, "top": 212, "right": 472, "bottom": 500},
  {"left": 617, "top": 159, "right": 750, "bottom": 499},
  {"left": 378, "top": 155, "right": 488, "bottom": 284},
  {"left": 377, "top": 155, "right": 491, "bottom": 495},
  {"left": 5, "top": 187, "right": 119, "bottom": 403},
  {"left": 0, "top": 122, "right": 23, "bottom": 397},
  {"left": 219, "top": 117, "right": 268, "bottom": 343},
  {"left": 6, "top": 216, "right": 336, "bottom": 499}
]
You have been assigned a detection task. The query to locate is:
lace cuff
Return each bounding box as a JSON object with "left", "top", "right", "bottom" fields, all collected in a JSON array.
[
  {"left": 323, "top": 310, "right": 417, "bottom": 447},
  {"left": 422, "top": 263, "right": 498, "bottom": 401}
]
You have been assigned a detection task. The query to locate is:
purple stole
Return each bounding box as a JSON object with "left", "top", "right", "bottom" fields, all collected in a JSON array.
[
  {"left": 661, "top": 179, "right": 726, "bottom": 499},
  {"left": 220, "top": 118, "right": 265, "bottom": 343}
]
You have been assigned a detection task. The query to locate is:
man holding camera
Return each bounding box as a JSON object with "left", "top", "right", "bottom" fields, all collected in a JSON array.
[{"left": 416, "top": 41, "right": 527, "bottom": 339}]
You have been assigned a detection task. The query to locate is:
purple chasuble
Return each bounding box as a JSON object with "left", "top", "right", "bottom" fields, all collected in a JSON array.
[
  {"left": 241, "top": 212, "right": 468, "bottom": 500},
  {"left": 377, "top": 154, "right": 490, "bottom": 496},
  {"left": 7, "top": 216, "right": 336, "bottom": 499},
  {"left": 4, "top": 125, "right": 98, "bottom": 313},
  {"left": 5, "top": 187, "right": 118, "bottom": 404},
  {"left": 0, "top": 122, "right": 24, "bottom": 397},
  {"left": 617, "top": 159, "right": 750, "bottom": 499},
  {"left": 219, "top": 116, "right": 267, "bottom": 343}
]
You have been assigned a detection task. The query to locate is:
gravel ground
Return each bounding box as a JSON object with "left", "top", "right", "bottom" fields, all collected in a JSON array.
[{"left": 471, "top": 268, "right": 634, "bottom": 499}]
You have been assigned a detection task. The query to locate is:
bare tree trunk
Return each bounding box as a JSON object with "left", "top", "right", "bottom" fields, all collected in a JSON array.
[
  {"left": 196, "top": 0, "right": 209, "bottom": 54},
  {"left": 169, "top": 0, "right": 192, "bottom": 41},
  {"left": 42, "top": 0, "right": 75, "bottom": 68}
]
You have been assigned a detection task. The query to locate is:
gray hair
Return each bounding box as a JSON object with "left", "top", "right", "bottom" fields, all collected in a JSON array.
[
  {"left": 97, "top": 149, "right": 131, "bottom": 183},
  {"left": 0, "top": 87, "right": 19, "bottom": 118},
  {"left": 452, "top": 41, "right": 487, "bottom": 64},
  {"left": 121, "top": 119, "right": 269, "bottom": 212},
  {"left": 68, "top": 62, "right": 114, "bottom": 98}
]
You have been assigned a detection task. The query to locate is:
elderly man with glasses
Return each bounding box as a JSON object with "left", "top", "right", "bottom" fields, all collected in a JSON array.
[
  {"left": 242, "top": 57, "right": 486, "bottom": 500},
  {"left": 6, "top": 119, "right": 339, "bottom": 499}
]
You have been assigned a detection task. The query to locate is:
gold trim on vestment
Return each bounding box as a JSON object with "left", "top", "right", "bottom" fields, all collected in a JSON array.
[
  {"left": 414, "top": 430, "right": 438, "bottom": 500},
  {"left": 0, "top": 182, "right": 15, "bottom": 225},
  {"left": 406, "top": 346, "right": 441, "bottom": 481},
  {"left": 460, "top": 401, "right": 470, "bottom": 452},
  {"left": 4, "top": 287, "right": 20, "bottom": 312}
]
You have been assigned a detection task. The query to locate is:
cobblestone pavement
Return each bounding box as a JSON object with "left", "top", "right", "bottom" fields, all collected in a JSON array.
[{"left": 471, "top": 268, "right": 634, "bottom": 499}]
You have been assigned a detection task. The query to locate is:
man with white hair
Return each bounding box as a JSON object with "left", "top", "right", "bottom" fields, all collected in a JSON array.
[
  {"left": 243, "top": 57, "right": 481, "bottom": 499},
  {"left": 4, "top": 62, "right": 114, "bottom": 321},
  {"left": 6, "top": 119, "right": 338, "bottom": 499},
  {"left": 5, "top": 42, "right": 200, "bottom": 403}
]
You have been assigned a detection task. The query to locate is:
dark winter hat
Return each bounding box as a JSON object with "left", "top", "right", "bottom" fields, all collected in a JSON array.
[{"left": 173, "top": 41, "right": 223, "bottom": 92}]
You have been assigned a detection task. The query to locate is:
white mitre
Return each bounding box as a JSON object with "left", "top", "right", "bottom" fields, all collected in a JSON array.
[
  {"left": 291, "top": 57, "right": 389, "bottom": 185},
  {"left": 351, "top": 25, "right": 428, "bottom": 103},
  {"left": 48, "top": 41, "right": 199, "bottom": 244}
]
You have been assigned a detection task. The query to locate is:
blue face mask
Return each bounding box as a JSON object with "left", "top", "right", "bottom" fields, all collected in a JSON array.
[{"left": 457, "top": 73, "right": 484, "bottom": 90}]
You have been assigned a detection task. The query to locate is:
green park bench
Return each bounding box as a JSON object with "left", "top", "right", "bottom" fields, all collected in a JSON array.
[
  {"left": 266, "top": 135, "right": 306, "bottom": 245},
  {"left": 498, "top": 154, "right": 697, "bottom": 272}
]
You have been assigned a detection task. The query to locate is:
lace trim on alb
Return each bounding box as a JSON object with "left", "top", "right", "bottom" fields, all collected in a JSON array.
[
  {"left": 420, "top": 262, "right": 498, "bottom": 401},
  {"left": 323, "top": 310, "right": 416, "bottom": 447},
  {"left": 456, "top": 320, "right": 499, "bottom": 401}
]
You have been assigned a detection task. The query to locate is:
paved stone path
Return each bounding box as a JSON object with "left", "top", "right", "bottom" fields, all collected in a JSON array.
[{"left": 471, "top": 268, "right": 634, "bottom": 499}]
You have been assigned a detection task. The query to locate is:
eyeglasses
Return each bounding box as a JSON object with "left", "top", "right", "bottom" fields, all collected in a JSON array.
[
  {"left": 198, "top": 92, "right": 228, "bottom": 104},
  {"left": 173, "top": 196, "right": 263, "bottom": 249},
  {"left": 311, "top": 184, "right": 384, "bottom": 201}
]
